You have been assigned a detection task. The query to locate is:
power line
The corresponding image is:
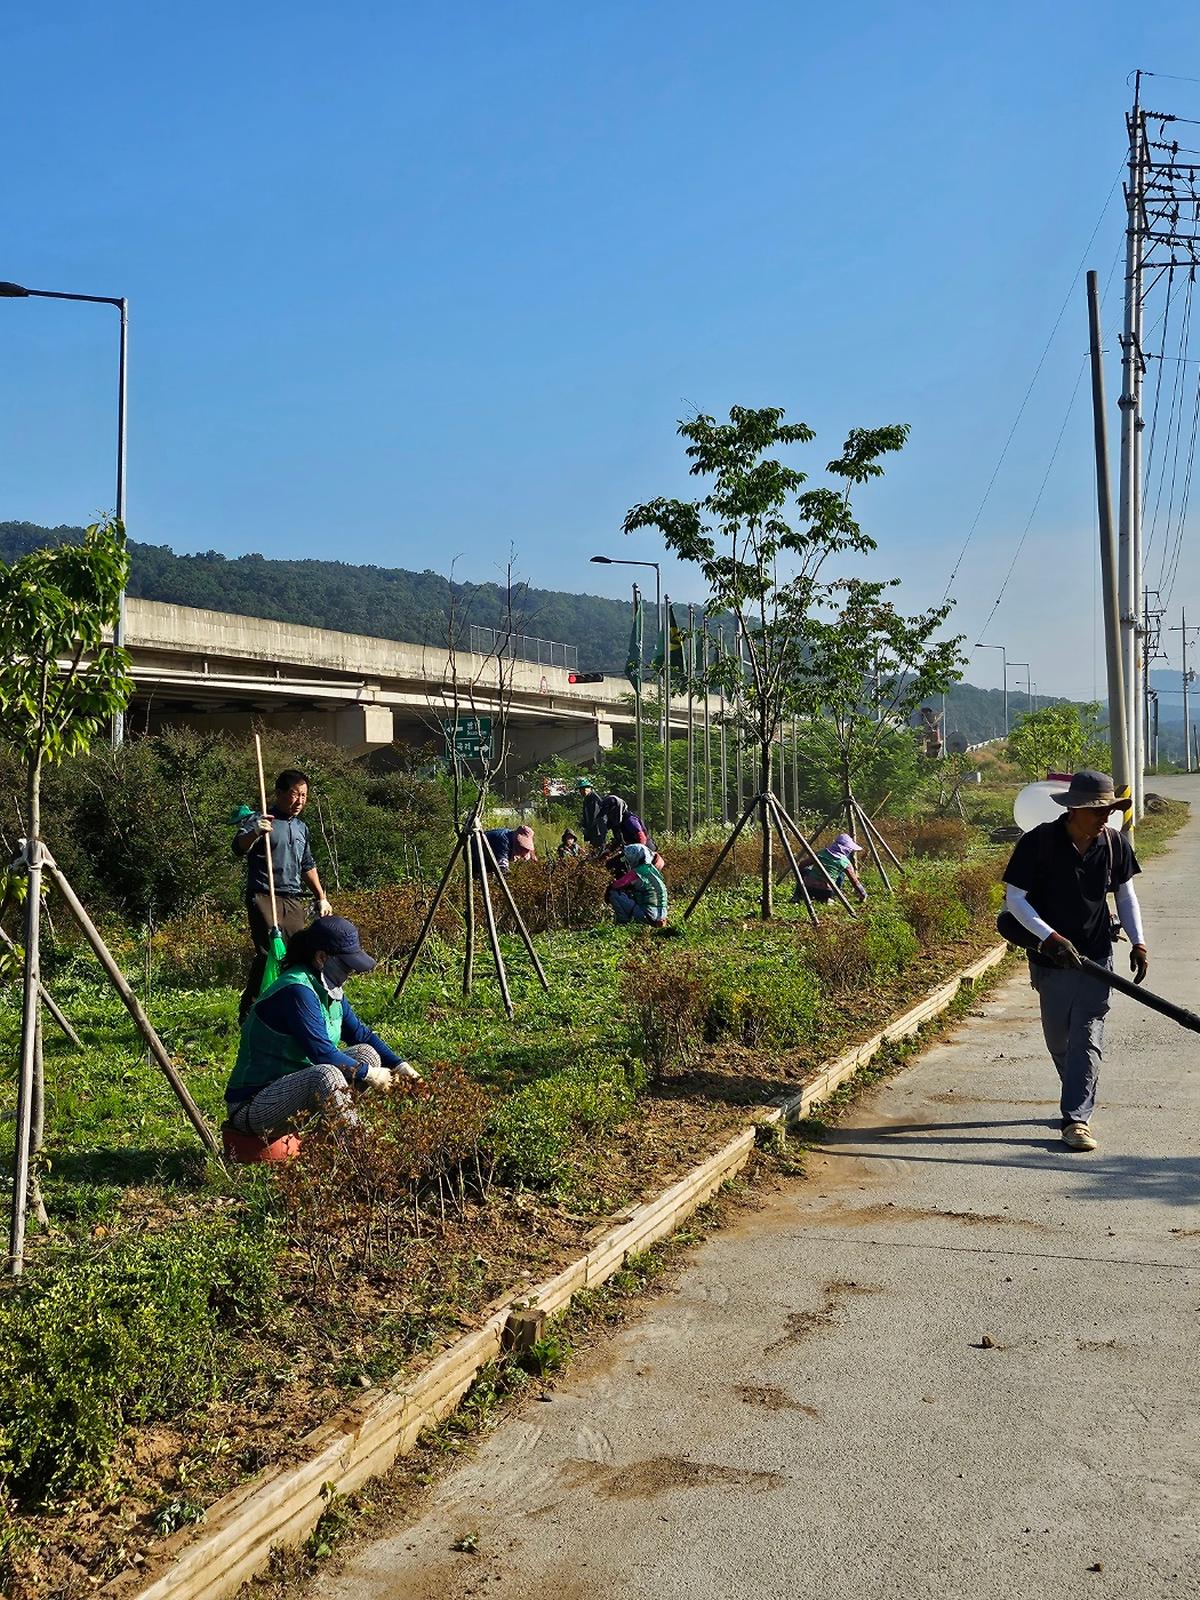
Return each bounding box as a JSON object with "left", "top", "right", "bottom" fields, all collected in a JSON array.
[
  {"left": 976, "top": 354, "right": 1088, "bottom": 644},
  {"left": 942, "top": 166, "right": 1124, "bottom": 604}
]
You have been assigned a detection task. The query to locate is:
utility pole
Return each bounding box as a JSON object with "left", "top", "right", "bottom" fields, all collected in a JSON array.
[
  {"left": 663, "top": 594, "right": 673, "bottom": 834},
  {"left": 1087, "top": 269, "right": 1130, "bottom": 800},
  {"left": 1185, "top": 610, "right": 1193, "bottom": 775},
  {"left": 1144, "top": 587, "right": 1166, "bottom": 772},
  {"left": 718, "top": 623, "right": 729, "bottom": 824},
  {"left": 1118, "top": 71, "right": 1147, "bottom": 819},
  {"left": 1167, "top": 610, "right": 1198, "bottom": 772}
]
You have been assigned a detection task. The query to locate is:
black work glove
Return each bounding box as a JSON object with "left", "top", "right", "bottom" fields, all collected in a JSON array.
[
  {"left": 1130, "top": 944, "right": 1149, "bottom": 985},
  {"left": 1041, "top": 933, "right": 1085, "bottom": 970}
]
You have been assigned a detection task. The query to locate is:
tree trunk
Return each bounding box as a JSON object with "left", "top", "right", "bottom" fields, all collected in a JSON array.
[
  {"left": 759, "top": 742, "right": 773, "bottom": 920},
  {"left": 9, "top": 757, "right": 42, "bottom": 1274}
]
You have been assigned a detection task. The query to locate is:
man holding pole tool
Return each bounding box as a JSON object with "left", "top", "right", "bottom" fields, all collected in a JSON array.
[
  {"left": 1001, "top": 770, "right": 1148, "bottom": 1153},
  {"left": 234, "top": 760, "right": 332, "bottom": 1022}
]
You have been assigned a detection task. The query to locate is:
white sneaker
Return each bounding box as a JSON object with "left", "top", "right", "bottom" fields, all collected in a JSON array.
[{"left": 1062, "top": 1122, "right": 1097, "bottom": 1152}]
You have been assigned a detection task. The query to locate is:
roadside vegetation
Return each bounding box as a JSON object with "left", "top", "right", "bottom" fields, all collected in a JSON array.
[{"left": 0, "top": 633, "right": 1190, "bottom": 1593}]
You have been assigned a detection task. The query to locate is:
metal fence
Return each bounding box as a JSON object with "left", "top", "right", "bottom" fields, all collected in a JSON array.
[{"left": 467, "top": 625, "right": 578, "bottom": 672}]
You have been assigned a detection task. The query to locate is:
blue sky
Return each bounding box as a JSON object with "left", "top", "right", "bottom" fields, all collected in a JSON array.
[{"left": 4, "top": 1, "right": 1199, "bottom": 698}]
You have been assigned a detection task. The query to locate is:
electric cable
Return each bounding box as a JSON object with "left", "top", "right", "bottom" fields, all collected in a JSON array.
[
  {"left": 942, "top": 166, "right": 1125, "bottom": 604},
  {"left": 976, "top": 354, "right": 1088, "bottom": 645}
]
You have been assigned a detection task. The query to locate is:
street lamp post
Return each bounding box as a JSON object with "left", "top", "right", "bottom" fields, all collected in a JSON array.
[
  {"left": 590, "top": 554, "right": 664, "bottom": 745},
  {"left": 975, "top": 642, "right": 1008, "bottom": 737},
  {"left": 1, "top": 280, "right": 128, "bottom": 747},
  {"left": 1007, "top": 662, "right": 1030, "bottom": 724}
]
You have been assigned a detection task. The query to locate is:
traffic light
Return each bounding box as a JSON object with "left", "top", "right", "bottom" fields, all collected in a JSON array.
[{"left": 568, "top": 671, "right": 605, "bottom": 684}]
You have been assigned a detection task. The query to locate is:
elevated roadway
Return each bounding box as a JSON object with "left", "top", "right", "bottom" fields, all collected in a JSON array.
[{"left": 119, "top": 598, "right": 700, "bottom": 768}]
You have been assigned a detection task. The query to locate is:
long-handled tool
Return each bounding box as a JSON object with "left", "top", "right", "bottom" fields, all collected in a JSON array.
[
  {"left": 253, "top": 734, "right": 287, "bottom": 994},
  {"left": 997, "top": 912, "right": 1200, "bottom": 1034}
]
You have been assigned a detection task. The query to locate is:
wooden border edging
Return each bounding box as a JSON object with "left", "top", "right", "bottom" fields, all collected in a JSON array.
[{"left": 105, "top": 941, "right": 1011, "bottom": 1600}]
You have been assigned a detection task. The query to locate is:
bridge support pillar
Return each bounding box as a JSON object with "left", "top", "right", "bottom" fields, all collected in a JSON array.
[{"left": 335, "top": 704, "right": 395, "bottom": 754}]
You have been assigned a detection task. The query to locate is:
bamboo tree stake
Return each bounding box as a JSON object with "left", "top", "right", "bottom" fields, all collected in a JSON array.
[
  {"left": 41, "top": 853, "right": 221, "bottom": 1158},
  {"left": 0, "top": 925, "right": 82, "bottom": 1050},
  {"left": 391, "top": 829, "right": 467, "bottom": 1001},
  {"left": 766, "top": 792, "right": 819, "bottom": 926},
  {"left": 853, "top": 796, "right": 905, "bottom": 872},
  {"left": 477, "top": 826, "right": 550, "bottom": 990},
  {"left": 771, "top": 801, "right": 860, "bottom": 914},
  {"left": 474, "top": 834, "right": 514, "bottom": 1019},
  {"left": 851, "top": 796, "right": 892, "bottom": 893},
  {"left": 681, "top": 798, "right": 757, "bottom": 919},
  {"left": 253, "top": 733, "right": 280, "bottom": 934},
  {"left": 462, "top": 827, "right": 475, "bottom": 996}
]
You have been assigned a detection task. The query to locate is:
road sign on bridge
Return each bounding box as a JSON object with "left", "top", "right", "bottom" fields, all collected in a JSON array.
[{"left": 444, "top": 716, "right": 493, "bottom": 760}]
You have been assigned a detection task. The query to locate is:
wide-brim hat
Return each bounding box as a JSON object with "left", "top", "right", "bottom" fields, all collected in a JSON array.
[
  {"left": 512, "top": 825, "right": 538, "bottom": 860},
  {"left": 575, "top": 776, "right": 594, "bottom": 789},
  {"left": 1051, "top": 770, "right": 1131, "bottom": 811}
]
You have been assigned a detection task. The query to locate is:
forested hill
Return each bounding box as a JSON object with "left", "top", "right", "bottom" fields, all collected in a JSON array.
[
  {"left": 0, "top": 520, "right": 632, "bottom": 670},
  {"left": 1, "top": 520, "right": 1059, "bottom": 744}
]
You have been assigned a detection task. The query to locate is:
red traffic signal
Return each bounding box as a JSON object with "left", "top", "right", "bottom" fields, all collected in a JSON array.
[{"left": 568, "top": 671, "right": 605, "bottom": 684}]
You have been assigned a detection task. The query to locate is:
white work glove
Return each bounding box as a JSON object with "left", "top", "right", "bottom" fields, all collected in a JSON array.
[
  {"left": 316, "top": 897, "right": 333, "bottom": 917},
  {"left": 393, "top": 1061, "right": 422, "bottom": 1081},
  {"left": 255, "top": 815, "right": 274, "bottom": 838},
  {"left": 362, "top": 1064, "right": 396, "bottom": 1092}
]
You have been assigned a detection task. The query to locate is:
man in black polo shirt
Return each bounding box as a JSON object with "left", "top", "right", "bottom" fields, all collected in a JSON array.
[
  {"left": 1001, "top": 770, "right": 1149, "bottom": 1152},
  {"left": 233, "top": 767, "right": 332, "bottom": 1022}
]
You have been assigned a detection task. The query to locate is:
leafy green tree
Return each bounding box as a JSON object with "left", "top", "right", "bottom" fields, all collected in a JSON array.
[
  {"left": 792, "top": 577, "right": 965, "bottom": 834},
  {"left": 0, "top": 518, "right": 131, "bottom": 1270},
  {"left": 624, "top": 406, "right": 909, "bottom": 915},
  {"left": 1006, "top": 703, "right": 1110, "bottom": 784}
]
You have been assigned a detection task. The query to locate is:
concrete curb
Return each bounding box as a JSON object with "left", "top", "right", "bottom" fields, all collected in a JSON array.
[{"left": 105, "top": 941, "right": 1011, "bottom": 1600}]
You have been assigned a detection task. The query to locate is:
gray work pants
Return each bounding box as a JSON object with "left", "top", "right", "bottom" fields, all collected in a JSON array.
[{"left": 1028, "top": 957, "right": 1112, "bottom": 1126}]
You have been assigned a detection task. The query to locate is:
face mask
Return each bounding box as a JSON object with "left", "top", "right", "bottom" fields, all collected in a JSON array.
[{"left": 319, "top": 955, "right": 351, "bottom": 996}]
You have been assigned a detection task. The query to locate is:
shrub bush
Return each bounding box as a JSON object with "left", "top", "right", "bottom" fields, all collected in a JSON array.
[
  {"left": 956, "top": 858, "right": 1002, "bottom": 918},
  {"left": 272, "top": 1061, "right": 494, "bottom": 1277},
  {"left": 620, "top": 947, "right": 712, "bottom": 1082},
  {"left": 496, "top": 857, "right": 609, "bottom": 936},
  {"left": 703, "top": 937, "right": 820, "bottom": 1048},
  {"left": 0, "top": 1217, "right": 276, "bottom": 1504},
  {"left": 887, "top": 816, "right": 972, "bottom": 859}
]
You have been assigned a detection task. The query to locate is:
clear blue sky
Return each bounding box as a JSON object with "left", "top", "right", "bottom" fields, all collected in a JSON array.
[{"left": 4, "top": 1, "right": 1198, "bottom": 699}]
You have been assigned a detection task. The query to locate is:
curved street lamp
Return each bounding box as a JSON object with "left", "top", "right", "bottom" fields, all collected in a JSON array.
[{"left": 1, "top": 280, "right": 129, "bottom": 747}]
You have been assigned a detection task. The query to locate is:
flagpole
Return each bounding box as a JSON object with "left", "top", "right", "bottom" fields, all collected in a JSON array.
[
  {"left": 718, "top": 622, "right": 728, "bottom": 825},
  {"left": 702, "top": 614, "right": 712, "bottom": 825},
  {"left": 687, "top": 602, "right": 696, "bottom": 838},
  {"left": 663, "top": 594, "right": 673, "bottom": 835},
  {"left": 632, "top": 582, "right": 645, "bottom": 820}
]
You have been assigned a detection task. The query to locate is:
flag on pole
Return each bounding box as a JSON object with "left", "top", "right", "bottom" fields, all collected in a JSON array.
[
  {"left": 625, "top": 592, "right": 644, "bottom": 689},
  {"left": 667, "top": 604, "right": 687, "bottom": 691},
  {"left": 651, "top": 603, "right": 667, "bottom": 674}
]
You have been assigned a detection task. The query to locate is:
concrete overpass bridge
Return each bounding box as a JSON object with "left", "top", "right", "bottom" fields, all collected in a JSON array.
[{"left": 120, "top": 599, "right": 709, "bottom": 772}]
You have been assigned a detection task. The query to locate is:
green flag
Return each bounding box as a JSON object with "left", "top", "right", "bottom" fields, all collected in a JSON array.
[
  {"left": 625, "top": 594, "right": 644, "bottom": 689},
  {"left": 651, "top": 606, "right": 667, "bottom": 674},
  {"left": 668, "top": 605, "right": 687, "bottom": 692}
]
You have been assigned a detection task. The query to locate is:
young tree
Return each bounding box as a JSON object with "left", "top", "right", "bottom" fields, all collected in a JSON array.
[
  {"left": 624, "top": 406, "right": 909, "bottom": 916},
  {"left": 792, "top": 577, "right": 966, "bottom": 849},
  {"left": 0, "top": 518, "right": 132, "bottom": 1271},
  {"left": 1006, "top": 702, "right": 1109, "bottom": 784}
]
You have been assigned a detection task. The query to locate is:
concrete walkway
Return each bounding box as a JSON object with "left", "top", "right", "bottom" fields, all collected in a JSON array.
[{"left": 322, "top": 789, "right": 1200, "bottom": 1600}]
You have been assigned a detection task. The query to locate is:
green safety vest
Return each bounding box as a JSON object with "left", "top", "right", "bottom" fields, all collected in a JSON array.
[{"left": 226, "top": 967, "right": 343, "bottom": 1101}]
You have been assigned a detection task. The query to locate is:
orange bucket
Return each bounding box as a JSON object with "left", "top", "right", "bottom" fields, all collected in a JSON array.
[{"left": 221, "top": 1122, "right": 302, "bottom": 1165}]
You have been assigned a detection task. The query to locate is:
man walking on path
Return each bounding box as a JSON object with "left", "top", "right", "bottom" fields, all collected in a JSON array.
[
  {"left": 1002, "top": 769, "right": 1148, "bottom": 1152},
  {"left": 233, "top": 766, "right": 331, "bottom": 1022}
]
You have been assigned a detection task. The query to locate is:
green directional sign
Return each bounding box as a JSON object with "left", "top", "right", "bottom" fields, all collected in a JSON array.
[{"left": 444, "top": 716, "right": 493, "bottom": 760}]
